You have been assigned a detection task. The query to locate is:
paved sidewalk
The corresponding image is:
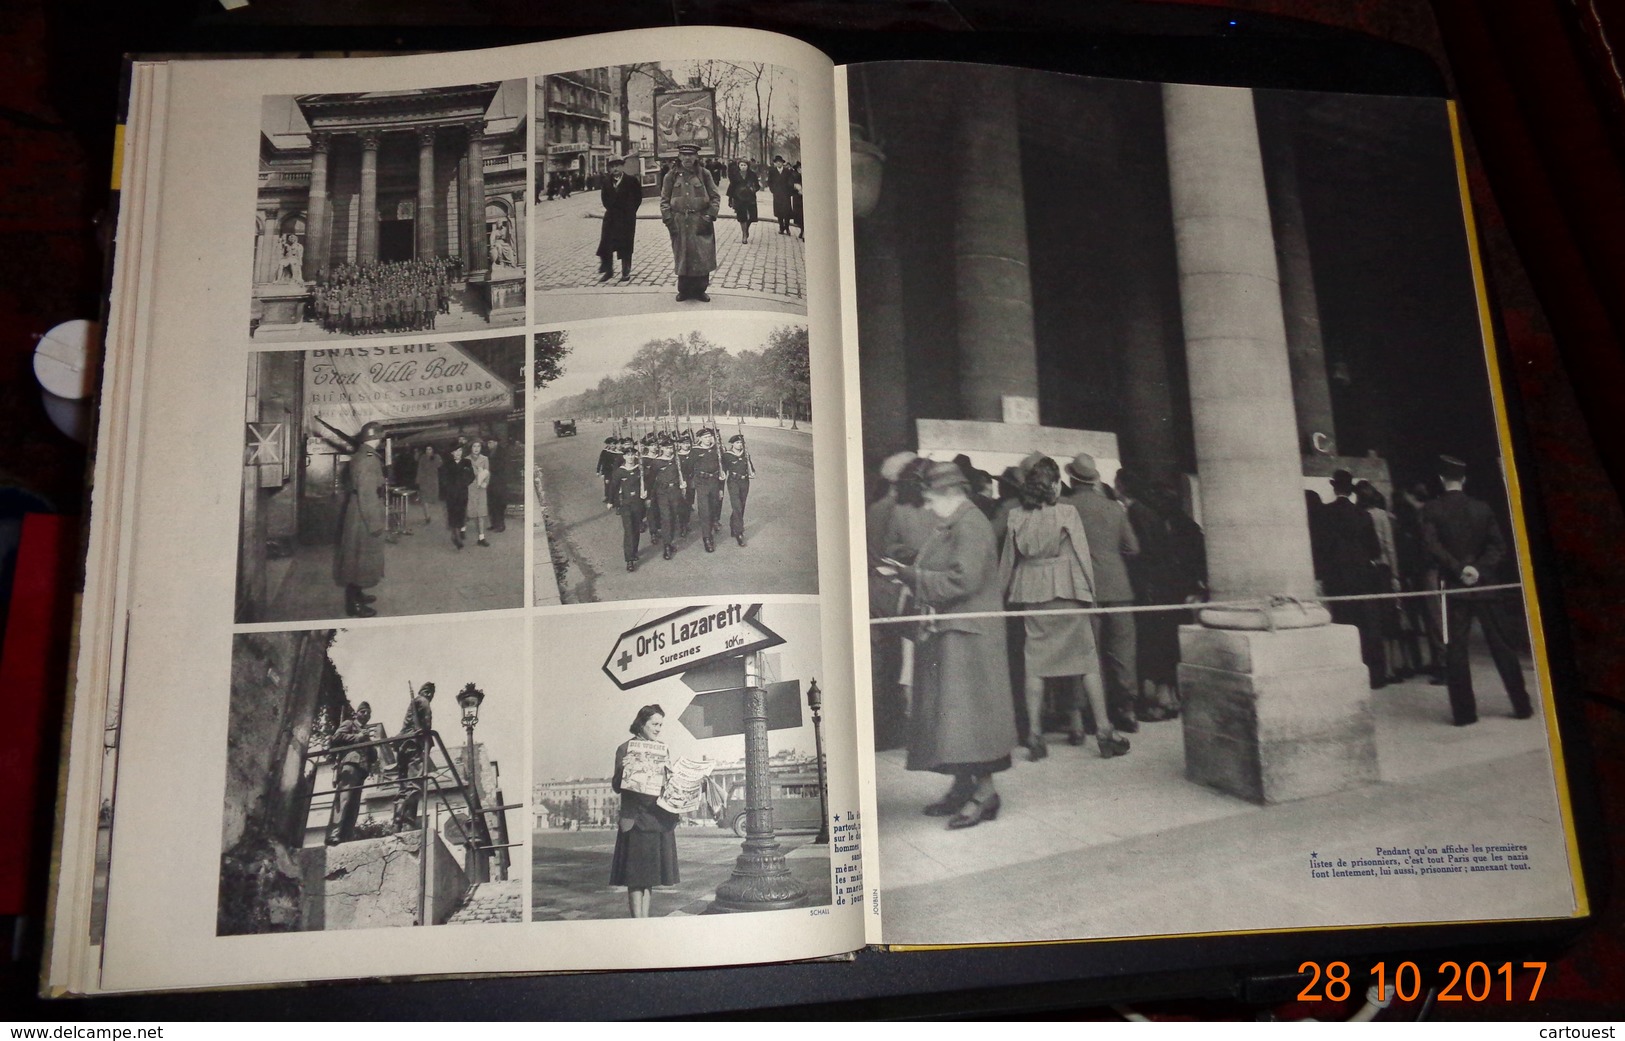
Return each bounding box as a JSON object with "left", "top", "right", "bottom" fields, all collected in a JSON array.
[
  {"left": 873, "top": 644, "right": 1575, "bottom": 946},
  {"left": 532, "top": 191, "right": 806, "bottom": 323}
]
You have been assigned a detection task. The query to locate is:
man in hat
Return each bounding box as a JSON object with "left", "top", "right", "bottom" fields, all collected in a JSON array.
[
  {"left": 725, "top": 433, "right": 754, "bottom": 547},
  {"left": 768, "top": 154, "right": 796, "bottom": 235},
  {"left": 325, "top": 701, "right": 378, "bottom": 846},
  {"left": 1061, "top": 453, "right": 1142, "bottom": 732},
  {"left": 612, "top": 440, "right": 649, "bottom": 571},
  {"left": 660, "top": 144, "right": 720, "bottom": 302},
  {"left": 596, "top": 436, "right": 621, "bottom": 508},
  {"left": 1320, "top": 468, "right": 1386, "bottom": 688},
  {"left": 675, "top": 431, "right": 696, "bottom": 538},
  {"left": 597, "top": 156, "right": 642, "bottom": 284},
  {"left": 1420, "top": 455, "right": 1533, "bottom": 725},
  {"left": 333, "top": 421, "right": 387, "bottom": 618},
  {"left": 649, "top": 439, "right": 687, "bottom": 561},
  {"left": 690, "top": 428, "right": 725, "bottom": 552},
  {"left": 867, "top": 451, "right": 918, "bottom": 562},
  {"left": 391, "top": 682, "right": 436, "bottom": 834}
]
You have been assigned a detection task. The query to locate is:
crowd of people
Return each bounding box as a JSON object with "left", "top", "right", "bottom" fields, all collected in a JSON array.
[
  {"left": 867, "top": 451, "right": 1206, "bottom": 830},
  {"left": 310, "top": 256, "right": 463, "bottom": 336},
  {"left": 867, "top": 448, "right": 1530, "bottom": 831},
  {"left": 1305, "top": 456, "right": 1531, "bottom": 727},
  {"left": 593, "top": 426, "right": 755, "bottom": 570},
  {"left": 331, "top": 430, "right": 513, "bottom": 618}
]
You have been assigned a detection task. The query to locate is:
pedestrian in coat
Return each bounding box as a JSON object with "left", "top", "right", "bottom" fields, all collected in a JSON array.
[
  {"left": 1321, "top": 468, "right": 1387, "bottom": 688},
  {"left": 333, "top": 423, "right": 386, "bottom": 618},
  {"left": 390, "top": 683, "right": 435, "bottom": 834},
  {"left": 443, "top": 442, "right": 473, "bottom": 549},
  {"left": 418, "top": 445, "right": 441, "bottom": 505},
  {"left": 768, "top": 155, "right": 796, "bottom": 234},
  {"left": 875, "top": 461, "right": 1017, "bottom": 830},
  {"left": 727, "top": 159, "right": 761, "bottom": 242},
  {"left": 660, "top": 144, "right": 720, "bottom": 302},
  {"left": 597, "top": 157, "right": 642, "bottom": 283},
  {"left": 1060, "top": 453, "right": 1142, "bottom": 733},
  {"left": 1420, "top": 455, "right": 1534, "bottom": 725}
]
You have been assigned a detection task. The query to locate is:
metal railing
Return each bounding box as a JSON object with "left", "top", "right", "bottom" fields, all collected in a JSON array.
[{"left": 302, "top": 728, "right": 517, "bottom": 926}]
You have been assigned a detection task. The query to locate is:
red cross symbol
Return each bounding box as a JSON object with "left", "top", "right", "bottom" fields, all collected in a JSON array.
[{"left": 616, "top": 650, "right": 633, "bottom": 672}]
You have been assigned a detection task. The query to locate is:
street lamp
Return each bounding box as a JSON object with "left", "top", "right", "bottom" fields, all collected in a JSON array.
[
  {"left": 455, "top": 683, "right": 489, "bottom": 881},
  {"left": 807, "top": 679, "right": 830, "bottom": 844}
]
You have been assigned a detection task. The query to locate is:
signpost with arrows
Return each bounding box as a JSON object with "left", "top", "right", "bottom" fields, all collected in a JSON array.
[{"left": 602, "top": 603, "right": 809, "bottom": 912}]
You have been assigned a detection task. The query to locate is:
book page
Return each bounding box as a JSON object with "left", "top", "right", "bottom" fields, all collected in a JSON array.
[
  {"left": 835, "top": 61, "right": 1586, "bottom": 949},
  {"left": 82, "top": 26, "right": 862, "bottom": 995}
]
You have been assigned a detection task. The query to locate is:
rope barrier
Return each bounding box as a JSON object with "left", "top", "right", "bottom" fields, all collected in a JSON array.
[{"left": 866, "top": 581, "right": 1524, "bottom": 626}]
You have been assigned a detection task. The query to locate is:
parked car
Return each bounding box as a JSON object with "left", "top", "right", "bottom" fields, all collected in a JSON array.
[
  {"left": 553, "top": 418, "right": 577, "bottom": 437},
  {"left": 715, "top": 772, "right": 823, "bottom": 837}
]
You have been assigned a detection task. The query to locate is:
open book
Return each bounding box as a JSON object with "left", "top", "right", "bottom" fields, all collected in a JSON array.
[{"left": 44, "top": 25, "right": 1591, "bottom": 996}]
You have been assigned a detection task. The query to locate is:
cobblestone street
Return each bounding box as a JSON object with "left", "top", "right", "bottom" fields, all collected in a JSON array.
[{"left": 532, "top": 190, "right": 807, "bottom": 322}]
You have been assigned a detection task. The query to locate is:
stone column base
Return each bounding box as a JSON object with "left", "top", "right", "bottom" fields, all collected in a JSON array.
[{"left": 1179, "top": 622, "right": 1378, "bottom": 804}]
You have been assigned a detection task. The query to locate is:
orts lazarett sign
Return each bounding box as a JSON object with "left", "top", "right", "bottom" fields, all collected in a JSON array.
[{"left": 302, "top": 342, "right": 513, "bottom": 436}]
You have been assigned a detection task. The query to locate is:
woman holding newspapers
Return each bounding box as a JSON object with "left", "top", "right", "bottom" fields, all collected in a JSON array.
[
  {"left": 610, "top": 704, "right": 682, "bottom": 918},
  {"left": 875, "top": 461, "right": 1018, "bottom": 830}
]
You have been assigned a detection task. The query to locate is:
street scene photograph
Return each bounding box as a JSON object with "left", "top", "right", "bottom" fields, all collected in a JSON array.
[
  {"left": 532, "top": 61, "right": 804, "bottom": 322},
  {"left": 251, "top": 80, "right": 528, "bottom": 342},
  {"left": 530, "top": 313, "right": 815, "bottom": 605},
  {"left": 237, "top": 338, "right": 526, "bottom": 623},
  {"left": 530, "top": 601, "right": 831, "bottom": 920},
  {"left": 219, "top": 618, "right": 526, "bottom": 934},
  {"left": 850, "top": 64, "right": 1575, "bottom": 944}
]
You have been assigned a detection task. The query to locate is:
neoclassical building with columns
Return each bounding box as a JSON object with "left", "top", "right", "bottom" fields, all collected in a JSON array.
[
  {"left": 853, "top": 64, "right": 1528, "bottom": 806},
  {"left": 255, "top": 81, "right": 527, "bottom": 332}
]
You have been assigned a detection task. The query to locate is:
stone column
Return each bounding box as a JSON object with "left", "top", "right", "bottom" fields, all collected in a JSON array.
[
  {"left": 854, "top": 170, "right": 912, "bottom": 464},
  {"left": 1163, "top": 83, "right": 1375, "bottom": 804},
  {"left": 416, "top": 127, "right": 438, "bottom": 260},
  {"left": 358, "top": 130, "right": 382, "bottom": 265},
  {"left": 953, "top": 68, "right": 1038, "bottom": 422},
  {"left": 465, "top": 121, "right": 488, "bottom": 276},
  {"left": 305, "top": 133, "right": 331, "bottom": 281},
  {"left": 1260, "top": 122, "right": 1337, "bottom": 455}
]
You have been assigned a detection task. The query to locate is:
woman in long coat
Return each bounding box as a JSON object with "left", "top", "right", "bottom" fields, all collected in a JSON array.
[
  {"left": 877, "top": 460, "right": 1017, "bottom": 829},
  {"left": 466, "top": 438, "right": 492, "bottom": 547},
  {"left": 332, "top": 423, "right": 386, "bottom": 618},
  {"left": 418, "top": 445, "right": 441, "bottom": 505},
  {"left": 660, "top": 145, "right": 720, "bottom": 302},
  {"left": 443, "top": 443, "right": 473, "bottom": 549},
  {"left": 726, "top": 159, "right": 761, "bottom": 242}
]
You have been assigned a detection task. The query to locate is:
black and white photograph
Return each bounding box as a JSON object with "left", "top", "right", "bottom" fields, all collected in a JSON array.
[
  {"left": 236, "top": 338, "right": 525, "bottom": 623},
  {"left": 530, "top": 601, "right": 831, "bottom": 920},
  {"left": 218, "top": 620, "right": 526, "bottom": 934},
  {"left": 251, "top": 81, "right": 528, "bottom": 342},
  {"left": 533, "top": 63, "right": 804, "bottom": 322},
  {"left": 851, "top": 64, "right": 1574, "bottom": 944},
  {"left": 531, "top": 314, "right": 815, "bottom": 605}
]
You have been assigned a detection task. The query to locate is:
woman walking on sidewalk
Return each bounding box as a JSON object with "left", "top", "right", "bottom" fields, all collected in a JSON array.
[{"left": 467, "top": 438, "right": 492, "bottom": 547}]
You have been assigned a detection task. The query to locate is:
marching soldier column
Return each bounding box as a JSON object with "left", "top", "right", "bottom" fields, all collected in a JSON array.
[{"left": 601, "top": 422, "right": 758, "bottom": 569}]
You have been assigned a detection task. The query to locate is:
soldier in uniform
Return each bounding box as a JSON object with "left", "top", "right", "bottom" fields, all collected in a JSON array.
[
  {"left": 650, "top": 439, "right": 688, "bottom": 561},
  {"left": 725, "top": 433, "right": 754, "bottom": 547},
  {"left": 596, "top": 436, "right": 620, "bottom": 508},
  {"left": 613, "top": 441, "right": 648, "bottom": 571},
  {"left": 690, "top": 428, "right": 725, "bottom": 553},
  {"left": 325, "top": 701, "right": 378, "bottom": 845},
  {"left": 675, "top": 432, "right": 696, "bottom": 538},
  {"left": 333, "top": 421, "right": 386, "bottom": 618},
  {"left": 660, "top": 143, "right": 721, "bottom": 303},
  {"left": 390, "top": 682, "right": 436, "bottom": 834},
  {"left": 640, "top": 435, "right": 663, "bottom": 545},
  {"left": 1421, "top": 454, "right": 1534, "bottom": 725}
]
